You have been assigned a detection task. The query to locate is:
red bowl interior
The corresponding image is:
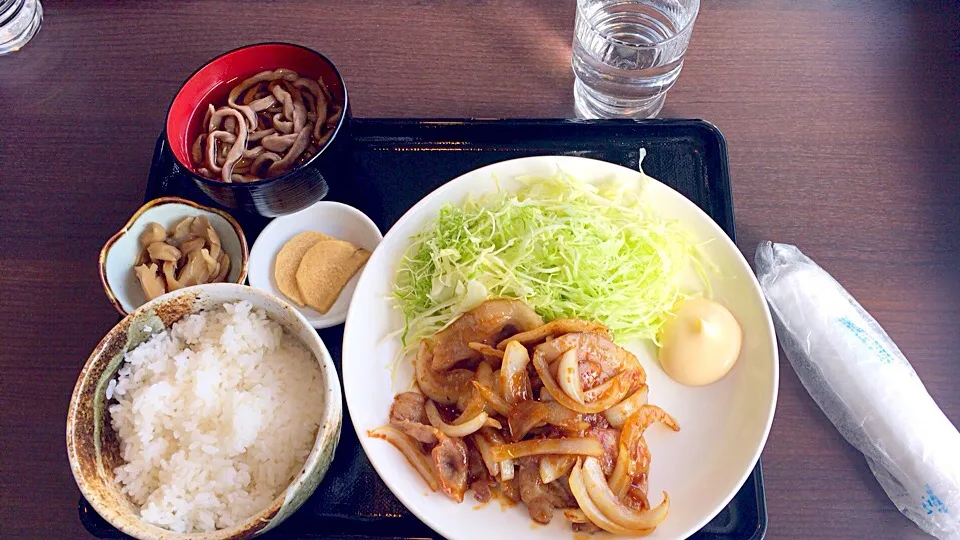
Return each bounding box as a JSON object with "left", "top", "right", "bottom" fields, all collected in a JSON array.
[{"left": 166, "top": 43, "right": 346, "bottom": 176}]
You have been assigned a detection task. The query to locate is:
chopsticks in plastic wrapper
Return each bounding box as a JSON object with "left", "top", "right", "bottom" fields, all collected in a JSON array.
[{"left": 755, "top": 242, "right": 960, "bottom": 540}]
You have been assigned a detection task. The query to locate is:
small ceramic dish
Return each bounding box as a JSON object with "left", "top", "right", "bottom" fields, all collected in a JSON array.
[
  {"left": 248, "top": 201, "right": 381, "bottom": 329},
  {"left": 99, "top": 197, "right": 249, "bottom": 315},
  {"left": 66, "top": 283, "right": 343, "bottom": 540}
]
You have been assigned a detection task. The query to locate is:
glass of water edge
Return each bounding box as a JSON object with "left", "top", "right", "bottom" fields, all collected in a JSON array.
[
  {"left": 573, "top": 0, "right": 700, "bottom": 119},
  {"left": 0, "top": 0, "right": 43, "bottom": 55}
]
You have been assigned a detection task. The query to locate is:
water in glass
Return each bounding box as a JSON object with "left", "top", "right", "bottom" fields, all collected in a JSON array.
[
  {"left": 0, "top": 0, "right": 42, "bottom": 56},
  {"left": 573, "top": 0, "right": 699, "bottom": 119}
]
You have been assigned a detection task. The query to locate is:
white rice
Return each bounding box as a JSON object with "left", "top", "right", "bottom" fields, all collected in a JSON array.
[{"left": 108, "top": 300, "right": 324, "bottom": 533}]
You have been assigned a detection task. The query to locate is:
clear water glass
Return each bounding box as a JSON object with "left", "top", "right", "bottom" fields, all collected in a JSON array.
[
  {"left": 572, "top": 0, "right": 699, "bottom": 119},
  {"left": 0, "top": 0, "right": 42, "bottom": 55}
]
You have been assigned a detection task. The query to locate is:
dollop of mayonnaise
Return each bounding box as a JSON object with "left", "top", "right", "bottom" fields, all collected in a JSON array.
[{"left": 658, "top": 298, "right": 742, "bottom": 386}]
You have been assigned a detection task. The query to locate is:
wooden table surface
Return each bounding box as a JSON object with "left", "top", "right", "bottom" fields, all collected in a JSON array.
[{"left": 2, "top": 1, "right": 958, "bottom": 538}]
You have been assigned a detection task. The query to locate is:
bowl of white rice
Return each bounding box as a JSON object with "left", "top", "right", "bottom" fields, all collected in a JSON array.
[{"left": 66, "top": 283, "right": 342, "bottom": 539}]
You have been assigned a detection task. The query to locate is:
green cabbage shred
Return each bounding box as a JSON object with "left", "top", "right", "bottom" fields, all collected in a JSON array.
[{"left": 393, "top": 167, "right": 709, "bottom": 350}]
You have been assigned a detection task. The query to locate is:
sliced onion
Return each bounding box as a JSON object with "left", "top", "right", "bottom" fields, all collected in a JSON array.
[
  {"left": 479, "top": 427, "right": 515, "bottom": 481},
  {"left": 455, "top": 390, "right": 486, "bottom": 424},
  {"left": 622, "top": 405, "right": 678, "bottom": 478},
  {"left": 472, "top": 381, "right": 510, "bottom": 416},
  {"left": 610, "top": 405, "right": 676, "bottom": 496},
  {"left": 568, "top": 460, "right": 653, "bottom": 536},
  {"left": 534, "top": 355, "right": 629, "bottom": 414},
  {"left": 540, "top": 454, "right": 577, "bottom": 484},
  {"left": 507, "top": 401, "right": 549, "bottom": 441},
  {"left": 453, "top": 362, "right": 493, "bottom": 424},
  {"left": 557, "top": 348, "right": 585, "bottom": 404},
  {"left": 542, "top": 402, "right": 589, "bottom": 431},
  {"left": 539, "top": 387, "right": 554, "bottom": 402},
  {"left": 476, "top": 361, "right": 494, "bottom": 386},
  {"left": 472, "top": 362, "right": 498, "bottom": 416},
  {"left": 496, "top": 318, "right": 613, "bottom": 349},
  {"left": 609, "top": 435, "right": 650, "bottom": 498},
  {"left": 471, "top": 431, "right": 500, "bottom": 477},
  {"left": 500, "top": 456, "right": 516, "bottom": 481},
  {"left": 501, "top": 341, "right": 531, "bottom": 405},
  {"left": 489, "top": 436, "right": 603, "bottom": 462},
  {"left": 581, "top": 457, "right": 669, "bottom": 530},
  {"left": 563, "top": 508, "right": 589, "bottom": 524},
  {"left": 425, "top": 399, "right": 489, "bottom": 438},
  {"left": 369, "top": 425, "right": 439, "bottom": 491},
  {"left": 415, "top": 340, "right": 473, "bottom": 405},
  {"left": 604, "top": 384, "right": 649, "bottom": 429},
  {"left": 468, "top": 341, "right": 504, "bottom": 363},
  {"left": 582, "top": 375, "right": 616, "bottom": 402}
]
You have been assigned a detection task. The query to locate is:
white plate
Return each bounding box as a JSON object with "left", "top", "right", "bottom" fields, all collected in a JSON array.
[
  {"left": 342, "top": 156, "right": 779, "bottom": 540},
  {"left": 249, "top": 201, "right": 382, "bottom": 329}
]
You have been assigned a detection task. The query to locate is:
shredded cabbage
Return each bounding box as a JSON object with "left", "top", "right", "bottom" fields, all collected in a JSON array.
[{"left": 393, "top": 164, "right": 709, "bottom": 350}]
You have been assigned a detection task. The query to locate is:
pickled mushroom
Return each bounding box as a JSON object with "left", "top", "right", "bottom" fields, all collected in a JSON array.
[
  {"left": 199, "top": 248, "right": 219, "bottom": 275},
  {"left": 170, "top": 217, "right": 195, "bottom": 243},
  {"left": 213, "top": 251, "right": 231, "bottom": 282},
  {"left": 132, "top": 217, "right": 234, "bottom": 303},
  {"left": 177, "top": 250, "right": 212, "bottom": 287},
  {"left": 162, "top": 261, "right": 183, "bottom": 291},
  {"left": 146, "top": 241, "right": 181, "bottom": 263},
  {"left": 179, "top": 236, "right": 205, "bottom": 257},
  {"left": 134, "top": 263, "right": 166, "bottom": 301},
  {"left": 139, "top": 223, "right": 166, "bottom": 248}
]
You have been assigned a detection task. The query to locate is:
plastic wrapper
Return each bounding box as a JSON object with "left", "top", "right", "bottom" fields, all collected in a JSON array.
[{"left": 755, "top": 241, "right": 960, "bottom": 539}]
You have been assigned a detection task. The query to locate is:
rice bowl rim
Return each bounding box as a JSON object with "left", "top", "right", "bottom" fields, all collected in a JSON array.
[{"left": 66, "top": 283, "right": 343, "bottom": 540}]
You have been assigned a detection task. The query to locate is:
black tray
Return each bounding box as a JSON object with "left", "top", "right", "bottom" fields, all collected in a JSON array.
[{"left": 80, "top": 118, "right": 766, "bottom": 540}]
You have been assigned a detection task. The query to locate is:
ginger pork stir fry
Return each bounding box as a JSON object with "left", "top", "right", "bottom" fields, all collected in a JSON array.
[
  {"left": 191, "top": 69, "right": 342, "bottom": 182},
  {"left": 370, "top": 299, "right": 679, "bottom": 535}
]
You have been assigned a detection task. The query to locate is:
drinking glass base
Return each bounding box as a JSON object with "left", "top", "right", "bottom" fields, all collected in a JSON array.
[
  {"left": 573, "top": 79, "right": 666, "bottom": 120},
  {"left": 0, "top": 0, "right": 43, "bottom": 56}
]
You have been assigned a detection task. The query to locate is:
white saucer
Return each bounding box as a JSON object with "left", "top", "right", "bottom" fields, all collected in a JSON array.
[{"left": 248, "top": 201, "right": 382, "bottom": 329}]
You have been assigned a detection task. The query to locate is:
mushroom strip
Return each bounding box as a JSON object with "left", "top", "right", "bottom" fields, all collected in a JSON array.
[
  {"left": 293, "top": 77, "right": 323, "bottom": 101},
  {"left": 270, "top": 83, "right": 295, "bottom": 121},
  {"left": 205, "top": 131, "right": 236, "bottom": 173},
  {"left": 190, "top": 134, "right": 204, "bottom": 164},
  {"left": 202, "top": 104, "right": 214, "bottom": 132},
  {"left": 267, "top": 127, "right": 310, "bottom": 176},
  {"left": 272, "top": 113, "right": 294, "bottom": 134},
  {"left": 212, "top": 108, "right": 249, "bottom": 182},
  {"left": 247, "top": 128, "right": 276, "bottom": 142},
  {"left": 251, "top": 151, "right": 282, "bottom": 177},
  {"left": 262, "top": 132, "right": 297, "bottom": 152},
  {"left": 227, "top": 70, "right": 282, "bottom": 129},
  {"left": 248, "top": 95, "right": 277, "bottom": 112}
]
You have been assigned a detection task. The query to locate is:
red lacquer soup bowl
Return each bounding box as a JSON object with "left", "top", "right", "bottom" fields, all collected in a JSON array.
[{"left": 165, "top": 43, "right": 351, "bottom": 217}]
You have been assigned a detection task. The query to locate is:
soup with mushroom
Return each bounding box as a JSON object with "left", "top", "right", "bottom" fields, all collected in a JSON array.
[{"left": 190, "top": 69, "right": 342, "bottom": 183}]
